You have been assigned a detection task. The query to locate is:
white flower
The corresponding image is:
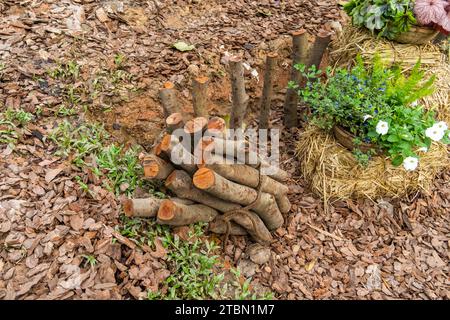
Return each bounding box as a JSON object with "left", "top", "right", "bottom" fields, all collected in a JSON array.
[
  {"left": 376, "top": 120, "right": 389, "bottom": 135},
  {"left": 418, "top": 147, "right": 428, "bottom": 153},
  {"left": 363, "top": 115, "right": 372, "bottom": 122},
  {"left": 411, "top": 100, "right": 419, "bottom": 107},
  {"left": 425, "top": 126, "right": 445, "bottom": 141},
  {"left": 433, "top": 121, "right": 448, "bottom": 132},
  {"left": 403, "top": 157, "right": 419, "bottom": 171}
]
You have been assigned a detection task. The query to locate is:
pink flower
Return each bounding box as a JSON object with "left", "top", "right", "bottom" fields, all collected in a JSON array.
[{"left": 414, "top": 0, "right": 448, "bottom": 25}]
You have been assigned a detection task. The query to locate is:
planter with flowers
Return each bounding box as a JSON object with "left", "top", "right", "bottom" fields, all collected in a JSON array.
[
  {"left": 294, "top": 55, "right": 449, "bottom": 170},
  {"left": 344, "top": 0, "right": 450, "bottom": 44}
]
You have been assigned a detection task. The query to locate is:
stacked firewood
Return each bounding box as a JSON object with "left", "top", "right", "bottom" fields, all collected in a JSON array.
[
  {"left": 123, "top": 120, "right": 291, "bottom": 245},
  {"left": 123, "top": 54, "right": 292, "bottom": 245}
]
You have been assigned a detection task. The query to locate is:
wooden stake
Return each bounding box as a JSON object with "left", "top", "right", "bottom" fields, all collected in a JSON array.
[
  {"left": 166, "top": 113, "right": 184, "bottom": 133},
  {"left": 159, "top": 82, "right": 179, "bottom": 116},
  {"left": 192, "top": 76, "right": 209, "bottom": 117},
  {"left": 123, "top": 197, "right": 162, "bottom": 218},
  {"left": 307, "top": 30, "right": 331, "bottom": 70},
  {"left": 157, "top": 200, "right": 218, "bottom": 226},
  {"left": 165, "top": 170, "right": 240, "bottom": 213},
  {"left": 259, "top": 52, "right": 278, "bottom": 129},
  {"left": 229, "top": 56, "right": 249, "bottom": 129},
  {"left": 143, "top": 154, "right": 174, "bottom": 180},
  {"left": 283, "top": 29, "right": 308, "bottom": 128},
  {"left": 193, "top": 168, "right": 284, "bottom": 230}
]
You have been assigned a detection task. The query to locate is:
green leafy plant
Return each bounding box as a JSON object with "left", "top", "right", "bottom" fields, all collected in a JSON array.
[
  {"left": 295, "top": 56, "right": 449, "bottom": 169},
  {"left": 4, "top": 108, "right": 33, "bottom": 126},
  {"left": 344, "top": 0, "right": 417, "bottom": 39},
  {"left": 50, "top": 121, "right": 143, "bottom": 196}
]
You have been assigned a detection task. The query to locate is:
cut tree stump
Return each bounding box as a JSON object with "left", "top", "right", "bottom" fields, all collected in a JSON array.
[
  {"left": 259, "top": 52, "right": 278, "bottom": 129},
  {"left": 229, "top": 56, "right": 249, "bottom": 129},
  {"left": 143, "top": 154, "right": 174, "bottom": 180},
  {"left": 165, "top": 170, "right": 240, "bottom": 213},
  {"left": 283, "top": 29, "right": 308, "bottom": 128},
  {"left": 159, "top": 82, "right": 179, "bottom": 116},
  {"left": 307, "top": 30, "right": 332, "bottom": 70},
  {"left": 193, "top": 168, "right": 284, "bottom": 230},
  {"left": 192, "top": 76, "right": 209, "bottom": 117},
  {"left": 157, "top": 200, "right": 218, "bottom": 226},
  {"left": 123, "top": 197, "right": 162, "bottom": 218}
]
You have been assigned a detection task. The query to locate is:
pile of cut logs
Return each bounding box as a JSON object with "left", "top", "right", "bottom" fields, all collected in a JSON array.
[
  {"left": 124, "top": 115, "right": 290, "bottom": 245},
  {"left": 123, "top": 54, "right": 291, "bottom": 245},
  {"left": 123, "top": 28, "right": 332, "bottom": 245}
]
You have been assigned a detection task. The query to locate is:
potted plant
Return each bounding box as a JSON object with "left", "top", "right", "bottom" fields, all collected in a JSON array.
[
  {"left": 344, "top": 0, "right": 450, "bottom": 44},
  {"left": 290, "top": 56, "right": 450, "bottom": 169}
]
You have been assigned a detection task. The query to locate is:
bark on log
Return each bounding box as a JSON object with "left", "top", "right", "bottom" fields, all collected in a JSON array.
[
  {"left": 159, "top": 82, "right": 179, "bottom": 116},
  {"left": 259, "top": 52, "right": 278, "bottom": 129},
  {"left": 157, "top": 200, "right": 218, "bottom": 226},
  {"left": 165, "top": 170, "right": 240, "bottom": 213},
  {"left": 143, "top": 154, "right": 174, "bottom": 180},
  {"left": 307, "top": 30, "right": 331, "bottom": 70},
  {"left": 229, "top": 56, "right": 249, "bottom": 129},
  {"left": 208, "top": 216, "right": 248, "bottom": 236},
  {"left": 283, "top": 29, "right": 308, "bottom": 128},
  {"left": 166, "top": 113, "right": 184, "bottom": 133},
  {"left": 193, "top": 168, "right": 284, "bottom": 230},
  {"left": 123, "top": 197, "right": 162, "bottom": 218},
  {"left": 160, "top": 134, "right": 197, "bottom": 174},
  {"left": 192, "top": 76, "right": 209, "bottom": 117}
]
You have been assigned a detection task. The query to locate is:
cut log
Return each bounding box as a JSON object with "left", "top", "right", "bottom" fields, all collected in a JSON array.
[
  {"left": 166, "top": 170, "right": 240, "bottom": 212},
  {"left": 123, "top": 197, "right": 162, "bottom": 218},
  {"left": 166, "top": 112, "right": 184, "bottom": 133},
  {"left": 206, "top": 116, "right": 226, "bottom": 138},
  {"left": 159, "top": 82, "right": 179, "bottom": 116},
  {"left": 184, "top": 116, "right": 208, "bottom": 152},
  {"left": 157, "top": 200, "right": 218, "bottom": 226},
  {"left": 229, "top": 56, "right": 249, "bottom": 129},
  {"left": 259, "top": 52, "right": 278, "bottom": 129},
  {"left": 191, "top": 76, "right": 209, "bottom": 117},
  {"left": 199, "top": 154, "right": 290, "bottom": 212},
  {"left": 244, "top": 149, "right": 289, "bottom": 183},
  {"left": 208, "top": 216, "right": 248, "bottom": 236},
  {"left": 183, "top": 117, "right": 208, "bottom": 135},
  {"left": 307, "top": 30, "right": 331, "bottom": 70},
  {"left": 143, "top": 155, "right": 174, "bottom": 180},
  {"left": 193, "top": 168, "right": 284, "bottom": 230},
  {"left": 283, "top": 29, "right": 309, "bottom": 128},
  {"left": 277, "top": 194, "right": 292, "bottom": 214},
  {"left": 160, "top": 134, "right": 197, "bottom": 174},
  {"left": 195, "top": 136, "right": 247, "bottom": 163},
  {"left": 226, "top": 210, "right": 273, "bottom": 244}
]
